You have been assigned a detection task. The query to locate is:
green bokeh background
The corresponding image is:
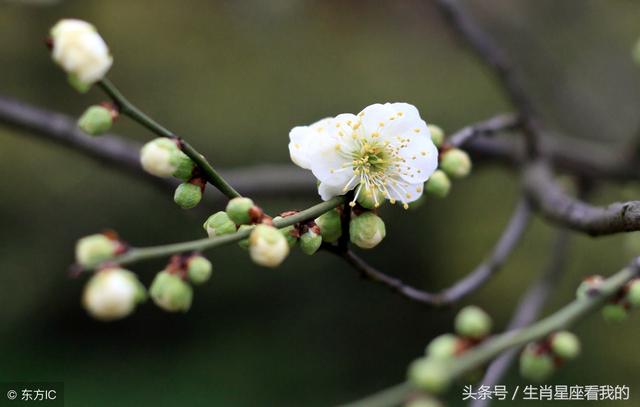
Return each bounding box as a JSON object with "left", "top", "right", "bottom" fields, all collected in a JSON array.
[{"left": 1, "top": 0, "right": 640, "bottom": 406}]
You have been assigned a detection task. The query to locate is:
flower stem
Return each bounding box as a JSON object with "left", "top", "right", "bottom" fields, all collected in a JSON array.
[
  {"left": 340, "top": 261, "right": 640, "bottom": 407},
  {"left": 92, "top": 196, "right": 345, "bottom": 270},
  {"left": 97, "top": 78, "right": 241, "bottom": 199}
]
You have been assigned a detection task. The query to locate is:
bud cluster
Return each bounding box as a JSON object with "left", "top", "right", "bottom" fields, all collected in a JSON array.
[
  {"left": 576, "top": 275, "right": 640, "bottom": 322},
  {"left": 519, "top": 330, "right": 581, "bottom": 382},
  {"left": 149, "top": 254, "right": 213, "bottom": 312},
  {"left": 408, "top": 306, "right": 493, "bottom": 395}
]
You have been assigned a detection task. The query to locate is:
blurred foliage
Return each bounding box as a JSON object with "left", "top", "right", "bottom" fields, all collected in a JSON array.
[{"left": 1, "top": 0, "right": 640, "bottom": 406}]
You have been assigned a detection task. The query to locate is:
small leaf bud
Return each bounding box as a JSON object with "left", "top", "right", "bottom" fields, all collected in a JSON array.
[
  {"left": 440, "top": 148, "right": 472, "bottom": 178},
  {"left": 455, "top": 306, "right": 492, "bottom": 339},
  {"left": 349, "top": 212, "right": 386, "bottom": 249},
  {"left": 550, "top": 331, "right": 581, "bottom": 360},
  {"left": 78, "top": 105, "right": 113, "bottom": 135},
  {"left": 602, "top": 303, "right": 628, "bottom": 323},
  {"left": 576, "top": 275, "right": 604, "bottom": 299},
  {"left": 407, "top": 358, "right": 451, "bottom": 394},
  {"left": 249, "top": 224, "right": 290, "bottom": 268},
  {"left": 82, "top": 268, "right": 145, "bottom": 321},
  {"left": 187, "top": 255, "right": 212, "bottom": 285},
  {"left": 300, "top": 229, "right": 322, "bottom": 255},
  {"left": 424, "top": 170, "right": 451, "bottom": 198},
  {"left": 150, "top": 271, "right": 193, "bottom": 312},
  {"left": 428, "top": 124, "right": 445, "bottom": 148},
  {"left": 226, "top": 197, "right": 255, "bottom": 225},
  {"left": 75, "top": 233, "right": 119, "bottom": 268},
  {"left": 203, "top": 211, "right": 237, "bottom": 238},
  {"left": 426, "top": 334, "right": 459, "bottom": 360},
  {"left": 174, "top": 182, "right": 202, "bottom": 209},
  {"left": 314, "top": 208, "right": 342, "bottom": 243},
  {"left": 519, "top": 344, "right": 555, "bottom": 382}
]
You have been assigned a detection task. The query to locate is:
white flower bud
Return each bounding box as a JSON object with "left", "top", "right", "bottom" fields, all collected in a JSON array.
[
  {"left": 249, "top": 224, "right": 290, "bottom": 268},
  {"left": 50, "top": 19, "right": 113, "bottom": 91},
  {"left": 75, "top": 233, "right": 119, "bottom": 268},
  {"left": 140, "top": 138, "right": 195, "bottom": 179},
  {"left": 82, "top": 268, "right": 146, "bottom": 321},
  {"left": 349, "top": 212, "right": 386, "bottom": 249}
]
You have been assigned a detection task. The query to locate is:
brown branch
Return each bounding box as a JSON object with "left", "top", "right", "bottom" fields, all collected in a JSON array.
[
  {"left": 323, "top": 198, "right": 531, "bottom": 306},
  {"left": 448, "top": 113, "right": 521, "bottom": 148},
  {"left": 435, "top": 0, "right": 541, "bottom": 156},
  {"left": 524, "top": 160, "right": 640, "bottom": 236}
]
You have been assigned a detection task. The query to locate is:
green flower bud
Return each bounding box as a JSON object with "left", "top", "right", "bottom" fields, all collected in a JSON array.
[
  {"left": 67, "top": 73, "right": 91, "bottom": 93},
  {"left": 550, "top": 331, "right": 581, "bottom": 360},
  {"left": 75, "top": 234, "right": 119, "bottom": 268},
  {"left": 455, "top": 305, "right": 492, "bottom": 339},
  {"left": 187, "top": 255, "right": 212, "bottom": 285},
  {"left": 440, "top": 149, "right": 472, "bottom": 178},
  {"left": 405, "top": 396, "right": 443, "bottom": 407},
  {"left": 602, "top": 303, "right": 628, "bottom": 323},
  {"left": 78, "top": 105, "right": 113, "bottom": 135},
  {"left": 150, "top": 271, "right": 193, "bottom": 312},
  {"left": 226, "top": 197, "right": 255, "bottom": 225},
  {"left": 203, "top": 211, "right": 237, "bottom": 238},
  {"left": 519, "top": 344, "right": 555, "bottom": 382},
  {"left": 426, "top": 334, "right": 459, "bottom": 360},
  {"left": 356, "top": 185, "right": 386, "bottom": 209},
  {"left": 314, "top": 208, "right": 342, "bottom": 243},
  {"left": 140, "top": 138, "right": 195, "bottom": 180},
  {"left": 249, "top": 224, "right": 290, "bottom": 268},
  {"left": 428, "top": 124, "right": 445, "bottom": 148},
  {"left": 82, "top": 268, "right": 146, "bottom": 321},
  {"left": 408, "top": 358, "right": 451, "bottom": 394},
  {"left": 272, "top": 218, "right": 298, "bottom": 248},
  {"left": 349, "top": 212, "right": 386, "bottom": 249},
  {"left": 424, "top": 170, "right": 451, "bottom": 198},
  {"left": 576, "top": 275, "right": 604, "bottom": 300},
  {"left": 300, "top": 229, "right": 322, "bottom": 255},
  {"left": 174, "top": 182, "right": 202, "bottom": 209},
  {"left": 627, "top": 279, "right": 640, "bottom": 307},
  {"left": 237, "top": 225, "right": 254, "bottom": 249}
]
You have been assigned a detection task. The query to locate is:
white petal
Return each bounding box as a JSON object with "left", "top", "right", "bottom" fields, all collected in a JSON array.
[
  {"left": 288, "top": 126, "right": 314, "bottom": 169},
  {"left": 395, "top": 125, "right": 439, "bottom": 183},
  {"left": 384, "top": 179, "right": 425, "bottom": 204},
  {"left": 318, "top": 182, "right": 346, "bottom": 201},
  {"left": 357, "top": 103, "right": 395, "bottom": 138}
]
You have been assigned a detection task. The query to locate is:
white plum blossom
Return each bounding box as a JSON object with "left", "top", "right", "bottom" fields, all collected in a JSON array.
[
  {"left": 82, "top": 268, "right": 144, "bottom": 321},
  {"left": 288, "top": 103, "right": 439, "bottom": 208},
  {"left": 50, "top": 19, "right": 113, "bottom": 86}
]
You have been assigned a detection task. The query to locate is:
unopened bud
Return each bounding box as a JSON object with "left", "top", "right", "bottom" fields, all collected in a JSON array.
[
  {"left": 82, "top": 268, "right": 146, "bottom": 321},
  {"left": 203, "top": 211, "right": 237, "bottom": 238},
  {"left": 602, "top": 303, "right": 628, "bottom": 323},
  {"left": 455, "top": 305, "right": 492, "bottom": 339},
  {"left": 627, "top": 279, "right": 640, "bottom": 307},
  {"left": 349, "top": 212, "right": 386, "bottom": 249},
  {"left": 424, "top": 170, "right": 451, "bottom": 198},
  {"left": 78, "top": 105, "right": 113, "bottom": 135},
  {"left": 249, "top": 224, "right": 290, "bottom": 268},
  {"left": 300, "top": 229, "right": 322, "bottom": 255},
  {"left": 576, "top": 275, "right": 604, "bottom": 300},
  {"left": 226, "top": 197, "right": 255, "bottom": 225},
  {"left": 150, "top": 271, "right": 193, "bottom": 312},
  {"left": 408, "top": 358, "right": 451, "bottom": 394},
  {"left": 428, "top": 124, "right": 445, "bottom": 148},
  {"left": 440, "top": 148, "right": 471, "bottom": 178},
  {"left": 519, "top": 344, "right": 555, "bottom": 382},
  {"left": 356, "top": 185, "right": 386, "bottom": 209},
  {"left": 237, "top": 225, "right": 254, "bottom": 249},
  {"left": 550, "top": 331, "right": 581, "bottom": 360},
  {"left": 75, "top": 233, "right": 119, "bottom": 267},
  {"left": 426, "top": 334, "right": 459, "bottom": 360},
  {"left": 140, "top": 138, "right": 195, "bottom": 179},
  {"left": 314, "top": 208, "right": 342, "bottom": 243},
  {"left": 174, "top": 182, "right": 202, "bottom": 209},
  {"left": 187, "top": 255, "right": 212, "bottom": 285}
]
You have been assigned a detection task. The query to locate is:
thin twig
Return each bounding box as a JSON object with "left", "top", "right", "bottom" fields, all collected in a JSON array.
[
  {"left": 448, "top": 113, "right": 521, "bottom": 148},
  {"left": 471, "top": 229, "right": 572, "bottom": 407},
  {"left": 324, "top": 198, "right": 530, "bottom": 306}
]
